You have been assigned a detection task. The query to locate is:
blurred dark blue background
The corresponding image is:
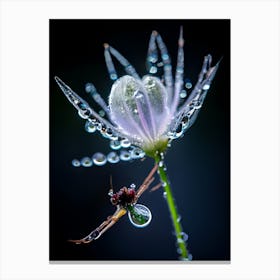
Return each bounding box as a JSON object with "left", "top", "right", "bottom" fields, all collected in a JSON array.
[{"left": 50, "top": 19, "right": 230, "bottom": 261}]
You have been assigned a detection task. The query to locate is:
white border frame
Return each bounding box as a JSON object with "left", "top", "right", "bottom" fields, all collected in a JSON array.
[{"left": 0, "top": 0, "right": 279, "bottom": 279}]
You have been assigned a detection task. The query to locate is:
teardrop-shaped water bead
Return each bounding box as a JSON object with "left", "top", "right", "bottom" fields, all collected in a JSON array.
[{"left": 127, "top": 204, "right": 152, "bottom": 228}]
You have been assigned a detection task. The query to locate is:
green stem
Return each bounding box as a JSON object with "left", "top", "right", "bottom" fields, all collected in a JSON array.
[{"left": 153, "top": 153, "right": 188, "bottom": 260}]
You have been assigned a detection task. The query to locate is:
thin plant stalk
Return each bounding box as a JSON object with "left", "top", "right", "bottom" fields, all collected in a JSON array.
[{"left": 153, "top": 153, "right": 188, "bottom": 260}]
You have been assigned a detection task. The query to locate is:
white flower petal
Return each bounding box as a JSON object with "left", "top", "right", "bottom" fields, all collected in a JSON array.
[
  {"left": 141, "top": 75, "right": 171, "bottom": 135},
  {"left": 109, "top": 75, "right": 172, "bottom": 145}
]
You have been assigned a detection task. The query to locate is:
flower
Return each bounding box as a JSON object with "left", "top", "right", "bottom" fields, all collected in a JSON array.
[{"left": 55, "top": 27, "right": 220, "bottom": 163}]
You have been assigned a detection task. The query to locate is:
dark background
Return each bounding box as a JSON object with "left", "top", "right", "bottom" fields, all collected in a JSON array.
[{"left": 50, "top": 19, "right": 230, "bottom": 261}]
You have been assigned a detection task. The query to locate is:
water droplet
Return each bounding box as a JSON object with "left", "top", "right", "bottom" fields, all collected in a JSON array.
[
  {"left": 177, "top": 215, "right": 181, "bottom": 223},
  {"left": 99, "top": 110, "right": 105, "bottom": 117},
  {"left": 202, "top": 84, "right": 210, "bottom": 90},
  {"left": 181, "top": 116, "right": 189, "bottom": 129},
  {"left": 162, "top": 54, "right": 169, "bottom": 60},
  {"left": 110, "top": 73, "right": 118, "bottom": 80},
  {"left": 193, "top": 100, "right": 202, "bottom": 109},
  {"left": 130, "top": 183, "right": 136, "bottom": 189},
  {"left": 78, "top": 108, "right": 91, "bottom": 119},
  {"left": 77, "top": 102, "right": 87, "bottom": 110},
  {"left": 84, "top": 120, "right": 96, "bottom": 133},
  {"left": 130, "top": 147, "right": 145, "bottom": 159},
  {"left": 120, "top": 138, "right": 131, "bottom": 148},
  {"left": 167, "top": 131, "right": 175, "bottom": 139},
  {"left": 108, "top": 189, "right": 113, "bottom": 197},
  {"left": 162, "top": 182, "right": 167, "bottom": 187},
  {"left": 125, "top": 65, "right": 134, "bottom": 73},
  {"left": 159, "top": 161, "right": 164, "bottom": 167},
  {"left": 177, "top": 238, "right": 184, "bottom": 244},
  {"left": 86, "top": 229, "right": 101, "bottom": 241},
  {"left": 110, "top": 134, "right": 119, "bottom": 141},
  {"left": 185, "top": 81, "right": 192, "bottom": 89},
  {"left": 105, "top": 128, "right": 114, "bottom": 139},
  {"left": 180, "top": 232, "right": 189, "bottom": 242},
  {"left": 163, "top": 191, "right": 167, "bottom": 199},
  {"left": 157, "top": 62, "right": 164, "bottom": 67},
  {"left": 186, "top": 108, "right": 195, "bottom": 117},
  {"left": 71, "top": 96, "right": 79, "bottom": 104},
  {"left": 177, "top": 248, "right": 182, "bottom": 254},
  {"left": 174, "top": 123, "right": 184, "bottom": 138},
  {"left": 72, "top": 159, "right": 81, "bottom": 167},
  {"left": 135, "top": 91, "right": 144, "bottom": 100},
  {"left": 81, "top": 157, "right": 93, "bottom": 167},
  {"left": 148, "top": 54, "right": 157, "bottom": 63},
  {"left": 128, "top": 204, "right": 152, "bottom": 228},
  {"left": 188, "top": 254, "right": 193, "bottom": 261},
  {"left": 149, "top": 66, "right": 158, "bottom": 74},
  {"left": 107, "top": 151, "right": 120, "bottom": 164},
  {"left": 85, "top": 83, "right": 95, "bottom": 93},
  {"left": 180, "top": 90, "right": 187, "bottom": 99},
  {"left": 120, "top": 150, "right": 131, "bottom": 161},
  {"left": 100, "top": 127, "right": 110, "bottom": 139},
  {"left": 168, "top": 124, "right": 184, "bottom": 139},
  {"left": 110, "top": 140, "right": 121, "bottom": 150},
  {"left": 96, "top": 123, "right": 103, "bottom": 131},
  {"left": 89, "top": 117, "right": 97, "bottom": 123},
  {"left": 92, "top": 153, "right": 107, "bottom": 166}
]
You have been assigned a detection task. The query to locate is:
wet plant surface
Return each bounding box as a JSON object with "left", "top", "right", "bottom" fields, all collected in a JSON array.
[{"left": 50, "top": 19, "right": 230, "bottom": 261}]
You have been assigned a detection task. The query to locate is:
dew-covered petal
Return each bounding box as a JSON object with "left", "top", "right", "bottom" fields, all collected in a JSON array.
[
  {"left": 155, "top": 32, "right": 173, "bottom": 96},
  {"left": 172, "top": 26, "right": 185, "bottom": 115},
  {"left": 169, "top": 57, "right": 221, "bottom": 134},
  {"left": 141, "top": 76, "right": 171, "bottom": 135},
  {"left": 109, "top": 75, "right": 171, "bottom": 144},
  {"left": 55, "top": 76, "right": 142, "bottom": 145},
  {"left": 85, "top": 82, "right": 110, "bottom": 116},
  {"left": 106, "top": 45, "right": 141, "bottom": 80},
  {"left": 55, "top": 77, "right": 113, "bottom": 130},
  {"left": 109, "top": 75, "right": 151, "bottom": 142}
]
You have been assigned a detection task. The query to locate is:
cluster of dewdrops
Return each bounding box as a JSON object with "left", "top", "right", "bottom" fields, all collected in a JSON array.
[
  {"left": 71, "top": 76, "right": 194, "bottom": 168},
  {"left": 72, "top": 142, "right": 145, "bottom": 167}
]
